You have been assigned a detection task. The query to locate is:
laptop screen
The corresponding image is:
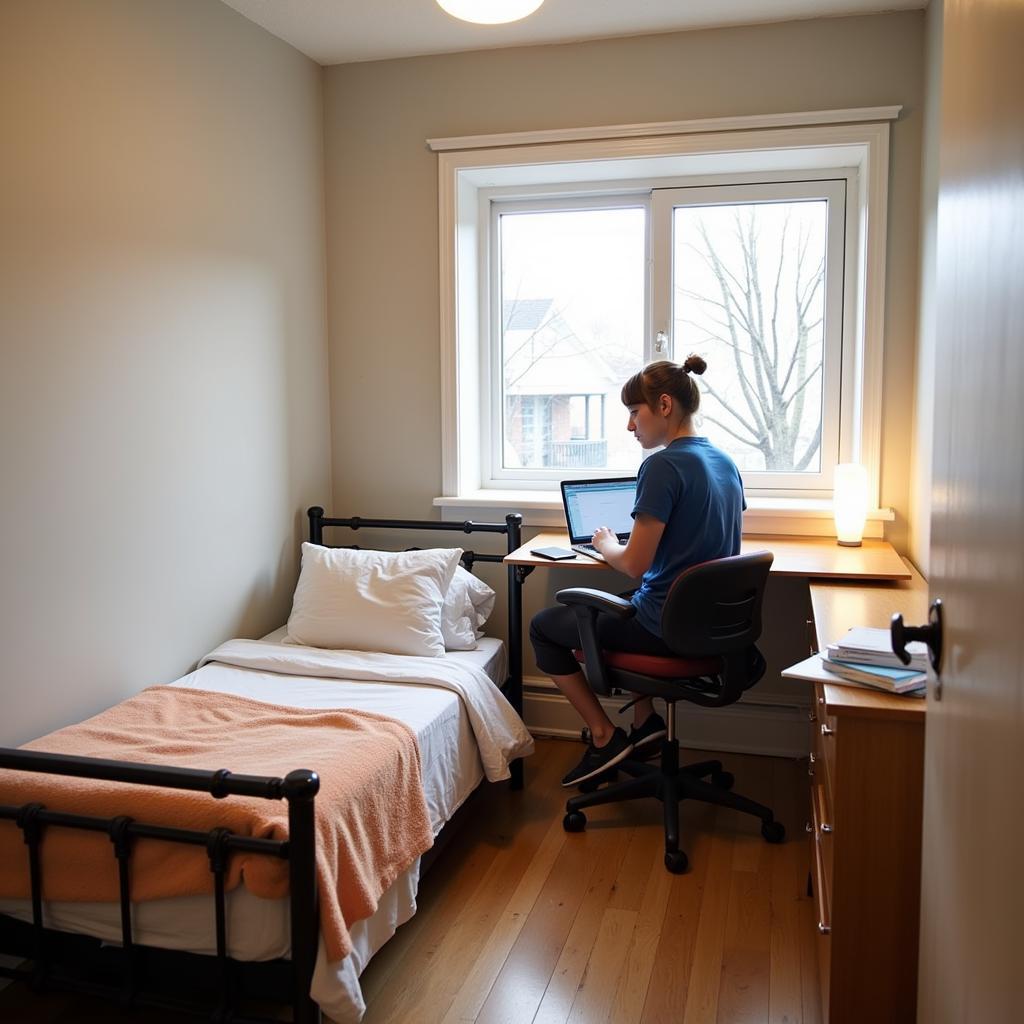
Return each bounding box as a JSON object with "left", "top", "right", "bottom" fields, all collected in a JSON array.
[{"left": 561, "top": 478, "right": 638, "bottom": 543}]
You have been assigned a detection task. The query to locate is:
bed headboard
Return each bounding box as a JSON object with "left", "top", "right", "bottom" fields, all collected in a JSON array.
[
  {"left": 305, "top": 508, "right": 527, "bottom": 775},
  {"left": 306, "top": 506, "right": 521, "bottom": 576}
]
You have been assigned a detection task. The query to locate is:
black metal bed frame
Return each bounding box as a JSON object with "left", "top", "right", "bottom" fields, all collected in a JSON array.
[{"left": 0, "top": 508, "right": 525, "bottom": 1022}]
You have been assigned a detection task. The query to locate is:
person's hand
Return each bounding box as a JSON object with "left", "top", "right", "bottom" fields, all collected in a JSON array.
[{"left": 592, "top": 526, "right": 617, "bottom": 553}]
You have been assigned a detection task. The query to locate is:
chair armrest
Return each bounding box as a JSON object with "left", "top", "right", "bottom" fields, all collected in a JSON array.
[
  {"left": 556, "top": 588, "right": 636, "bottom": 619},
  {"left": 555, "top": 589, "right": 634, "bottom": 695}
]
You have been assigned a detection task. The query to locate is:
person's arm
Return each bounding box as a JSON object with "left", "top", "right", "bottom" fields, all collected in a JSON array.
[{"left": 592, "top": 512, "right": 665, "bottom": 578}]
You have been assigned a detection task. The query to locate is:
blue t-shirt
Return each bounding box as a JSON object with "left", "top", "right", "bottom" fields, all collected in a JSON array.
[{"left": 629, "top": 437, "right": 746, "bottom": 636}]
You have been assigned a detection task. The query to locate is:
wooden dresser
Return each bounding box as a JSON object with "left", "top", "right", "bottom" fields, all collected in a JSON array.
[{"left": 804, "top": 563, "right": 928, "bottom": 1024}]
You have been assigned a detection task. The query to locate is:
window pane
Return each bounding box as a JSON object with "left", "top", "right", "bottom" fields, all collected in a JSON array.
[
  {"left": 500, "top": 207, "right": 644, "bottom": 471},
  {"left": 672, "top": 200, "right": 828, "bottom": 474}
]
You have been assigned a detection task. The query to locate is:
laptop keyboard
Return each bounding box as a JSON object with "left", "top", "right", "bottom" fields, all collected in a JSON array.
[{"left": 571, "top": 543, "right": 605, "bottom": 560}]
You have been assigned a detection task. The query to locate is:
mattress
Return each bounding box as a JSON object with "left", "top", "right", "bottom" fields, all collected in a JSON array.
[{"left": 0, "top": 632, "right": 509, "bottom": 1022}]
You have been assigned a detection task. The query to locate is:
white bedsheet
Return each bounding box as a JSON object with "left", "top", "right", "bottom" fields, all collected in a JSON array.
[{"left": 0, "top": 631, "right": 532, "bottom": 1023}]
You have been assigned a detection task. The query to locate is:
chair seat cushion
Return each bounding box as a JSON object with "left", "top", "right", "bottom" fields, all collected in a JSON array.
[{"left": 573, "top": 649, "right": 722, "bottom": 679}]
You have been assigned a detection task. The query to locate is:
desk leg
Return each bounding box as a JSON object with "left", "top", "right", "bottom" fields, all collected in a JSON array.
[{"left": 507, "top": 559, "right": 532, "bottom": 792}]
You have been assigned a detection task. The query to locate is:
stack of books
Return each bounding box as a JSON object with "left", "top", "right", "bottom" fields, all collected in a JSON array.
[{"left": 822, "top": 626, "right": 927, "bottom": 695}]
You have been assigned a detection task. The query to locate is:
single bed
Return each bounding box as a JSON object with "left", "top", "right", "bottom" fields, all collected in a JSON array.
[{"left": 0, "top": 510, "right": 532, "bottom": 1023}]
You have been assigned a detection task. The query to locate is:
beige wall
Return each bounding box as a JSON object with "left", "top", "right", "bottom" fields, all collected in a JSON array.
[
  {"left": 0, "top": 0, "right": 331, "bottom": 745},
  {"left": 322, "top": 11, "right": 926, "bottom": 688},
  {"left": 323, "top": 11, "right": 925, "bottom": 555},
  {"left": 909, "top": 0, "right": 943, "bottom": 577}
]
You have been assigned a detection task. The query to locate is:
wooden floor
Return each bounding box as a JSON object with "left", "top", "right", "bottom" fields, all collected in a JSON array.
[{"left": 0, "top": 738, "right": 821, "bottom": 1024}]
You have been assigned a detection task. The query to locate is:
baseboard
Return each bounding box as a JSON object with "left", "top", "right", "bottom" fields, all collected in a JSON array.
[{"left": 523, "top": 677, "right": 810, "bottom": 758}]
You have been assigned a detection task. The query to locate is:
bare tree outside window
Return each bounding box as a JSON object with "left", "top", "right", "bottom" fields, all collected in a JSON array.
[{"left": 673, "top": 201, "right": 828, "bottom": 474}]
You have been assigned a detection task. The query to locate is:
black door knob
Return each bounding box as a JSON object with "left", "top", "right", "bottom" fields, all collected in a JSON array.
[{"left": 891, "top": 599, "right": 943, "bottom": 673}]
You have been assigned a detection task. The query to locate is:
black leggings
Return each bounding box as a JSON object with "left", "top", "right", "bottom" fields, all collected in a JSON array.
[{"left": 529, "top": 601, "right": 675, "bottom": 676}]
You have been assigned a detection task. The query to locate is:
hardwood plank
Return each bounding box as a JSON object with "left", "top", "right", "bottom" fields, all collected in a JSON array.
[
  {"left": 717, "top": 866, "right": 772, "bottom": 1021},
  {"left": 679, "top": 829, "right": 735, "bottom": 1024},
  {"left": 531, "top": 827, "right": 636, "bottom": 1024},
  {"left": 768, "top": 758, "right": 807, "bottom": 1024},
  {"left": 607, "top": 833, "right": 674, "bottom": 1024},
  {"left": 439, "top": 813, "right": 568, "bottom": 1023},
  {"left": 566, "top": 908, "right": 639, "bottom": 1024},
  {"left": 638, "top": 815, "right": 715, "bottom": 1024},
  {"left": 475, "top": 826, "right": 625, "bottom": 1024},
  {"left": 606, "top": 825, "right": 664, "bottom": 912},
  {"left": 361, "top": 743, "right": 568, "bottom": 1023}
]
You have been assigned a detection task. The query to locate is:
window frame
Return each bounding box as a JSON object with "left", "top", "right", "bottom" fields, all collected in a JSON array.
[{"left": 435, "top": 113, "right": 895, "bottom": 524}]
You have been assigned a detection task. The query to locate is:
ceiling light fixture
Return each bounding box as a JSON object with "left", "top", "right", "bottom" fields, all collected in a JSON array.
[{"left": 436, "top": 0, "right": 545, "bottom": 26}]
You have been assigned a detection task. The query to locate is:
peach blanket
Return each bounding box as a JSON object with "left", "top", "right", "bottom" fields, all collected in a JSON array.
[{"left": 0, "top": 686, "right": 434, "bottom": 963}]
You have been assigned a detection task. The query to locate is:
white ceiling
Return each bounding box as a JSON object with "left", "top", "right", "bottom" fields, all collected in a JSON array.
[{"left": 219, "top": 0, "right": 925, "bottom": 66}]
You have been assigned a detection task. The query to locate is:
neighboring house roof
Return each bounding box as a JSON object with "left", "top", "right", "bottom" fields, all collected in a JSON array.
[
  {"left": 502, "top": 297, "right": 621, "bottom": 397},
  {"left": 502, "top": 298, "right": 553, "bottom": 331}
]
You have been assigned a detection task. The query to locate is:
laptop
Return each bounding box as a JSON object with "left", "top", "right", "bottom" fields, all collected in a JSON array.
[{"left": 560, "top": 477, "right": 638, "bottom": 561}]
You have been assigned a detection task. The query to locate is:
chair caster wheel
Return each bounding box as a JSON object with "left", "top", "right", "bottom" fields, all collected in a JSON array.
[
  {"left": 710, "top": 770, "right": 735, "bottom": 790},
  {"left": 664, "top": 850, "right": 688, "bottom": 874},
  {"left": 761, "top": 819, "right": 786, "bottom": 844},
  {"left": 563, "top": 811, "right": 587, "bottom": 833}
]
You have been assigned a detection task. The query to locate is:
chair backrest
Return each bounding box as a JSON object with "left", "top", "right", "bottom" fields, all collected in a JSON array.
[{"left": 660, "top": 550, "right": 774, "bottom": 658}]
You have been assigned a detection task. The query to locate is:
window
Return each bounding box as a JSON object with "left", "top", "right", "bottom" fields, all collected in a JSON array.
[
  {"left": 495, "top": 200, "right": 646, "bottom": 477},
  {"left": 490, "top": 179, "right": 848, "bottom": 494},
  {"left": 436, "top": 112, "right": 895, "bottom": 519},
  {"left": 652, "top": 180, "right": 847, "bottom": 492}
]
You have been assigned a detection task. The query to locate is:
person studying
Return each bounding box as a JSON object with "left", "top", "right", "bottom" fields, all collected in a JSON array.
[{"left": 530, "top": 355, "right": 748, "bottom": 787}]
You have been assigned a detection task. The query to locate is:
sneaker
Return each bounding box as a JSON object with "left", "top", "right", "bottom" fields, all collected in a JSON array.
[
  {"left": 628, "top": 712, "right": 667, "bottom": 756},
  {"left": 561, "top": 728, "right": 634, "bottom": 788}
]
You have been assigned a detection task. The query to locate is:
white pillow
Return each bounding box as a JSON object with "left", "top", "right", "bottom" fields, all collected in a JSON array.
[
  {"left": 286, "top": 543, "right": 462, "bottom": 657},
  {"left": 441, "top": 566, "right": 497, "bottom": 650}
]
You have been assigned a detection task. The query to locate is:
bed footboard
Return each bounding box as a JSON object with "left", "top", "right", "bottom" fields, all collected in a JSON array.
[{"left": 0, "top": 750, "right": 321, "bottom": 1024}]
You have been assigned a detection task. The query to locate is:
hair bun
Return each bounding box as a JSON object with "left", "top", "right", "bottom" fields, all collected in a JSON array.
[{"left": 682, "top": 354, "right": 707, "bottom": 376}]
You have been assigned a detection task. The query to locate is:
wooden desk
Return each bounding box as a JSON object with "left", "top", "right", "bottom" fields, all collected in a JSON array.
[
  {"left": 802, "top": 560, "right": 928, "bottom": 1023},
  {"left": 506, "top": 532, "right": 912, "bottom": 581}
]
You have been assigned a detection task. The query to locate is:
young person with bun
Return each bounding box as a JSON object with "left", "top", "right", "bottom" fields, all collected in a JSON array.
[{"left": 529, "top": 354, "right": 747, "bottom": 787}]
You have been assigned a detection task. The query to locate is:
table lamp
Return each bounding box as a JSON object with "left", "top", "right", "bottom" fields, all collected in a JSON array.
[{"left": 833, "top": 463, "right": 868, "bottom": 546}]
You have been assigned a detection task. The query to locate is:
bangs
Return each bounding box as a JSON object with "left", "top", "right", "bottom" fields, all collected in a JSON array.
[{"left": 620, "top": 371, "right": 646, "bottom": 407}]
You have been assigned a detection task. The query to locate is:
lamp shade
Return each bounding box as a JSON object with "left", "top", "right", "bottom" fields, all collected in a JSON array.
[
  {"left": 436, "top": 0, "right": 545, "bottom": 24},
  {"left": 833, "top": 463, "right": 869, "bottom": 546}
]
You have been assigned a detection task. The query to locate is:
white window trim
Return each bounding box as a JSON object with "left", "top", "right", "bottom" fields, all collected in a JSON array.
[{"left": 435, "top": 109, "right": 898, "bottom": 532}]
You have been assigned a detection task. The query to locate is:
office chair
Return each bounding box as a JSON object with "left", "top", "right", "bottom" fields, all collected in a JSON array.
[{"left": 557, "top": 550, "right": 785, "bottom": 874}]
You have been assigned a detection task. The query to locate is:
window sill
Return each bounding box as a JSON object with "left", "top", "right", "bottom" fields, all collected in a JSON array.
[{"left": 433, "top": 492, "right": 894, "bottom": 539}]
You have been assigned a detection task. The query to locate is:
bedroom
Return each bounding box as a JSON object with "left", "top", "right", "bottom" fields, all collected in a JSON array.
[{"left": 1, "top": 1, "right": 1020, "bottom": 1021}]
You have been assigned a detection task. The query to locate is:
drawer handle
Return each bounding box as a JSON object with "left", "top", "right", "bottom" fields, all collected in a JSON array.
[
  {"left": 807, "top": 711, "right": 816, "bottom": 723},
  {"left": 808, "top": 752, "right": 816, "bottom": 777},
  {"left": 813, "top": 780, "right": 834, "bottom": 837},
  {"left": 821, "top": 723, "right": 834, "bottom": 737},
  {"left": 811, "top": 790, "right": 832, "bottom": 935}
]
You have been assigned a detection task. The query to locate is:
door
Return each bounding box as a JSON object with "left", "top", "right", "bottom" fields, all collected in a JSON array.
[{"left": 918, "top": 1, "right": 1024, "bottom": 1020}]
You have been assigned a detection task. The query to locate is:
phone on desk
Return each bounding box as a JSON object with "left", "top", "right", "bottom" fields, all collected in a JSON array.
[{"left": 530, "top": 546, "right": 577, "bottom": 561}]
